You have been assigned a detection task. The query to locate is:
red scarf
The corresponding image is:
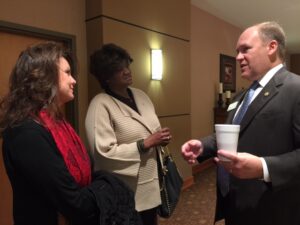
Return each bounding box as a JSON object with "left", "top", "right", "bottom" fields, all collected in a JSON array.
[{"left": 39, "top": 110, "right": 91, "bottom": 187}]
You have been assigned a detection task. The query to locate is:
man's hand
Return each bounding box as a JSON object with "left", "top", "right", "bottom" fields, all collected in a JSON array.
[
  {"left": 215, "top": 150, "right": 263, "bottom": 179},
  {"left": 181, "top": 140, "right": 203, "bottom": 164}
]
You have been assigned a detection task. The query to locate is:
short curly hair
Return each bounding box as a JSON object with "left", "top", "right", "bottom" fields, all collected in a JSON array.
[{"left": 90, "top": 43, "right": 133, "bottom": 90}]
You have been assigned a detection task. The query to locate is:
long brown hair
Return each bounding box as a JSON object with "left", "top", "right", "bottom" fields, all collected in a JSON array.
[{"left": 0, "top": 41, "right": 76, "bottom": 135}]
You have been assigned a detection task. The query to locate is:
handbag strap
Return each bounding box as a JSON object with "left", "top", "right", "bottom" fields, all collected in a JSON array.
[
  {"left": 159, "top": 146, "right": 171, "bottom": 157},
  {"left": 156, "top": 147, "right": 164, "bottom": 172},
  {"left": 157, "top": 146, "right": 173, "bottom": 175}
]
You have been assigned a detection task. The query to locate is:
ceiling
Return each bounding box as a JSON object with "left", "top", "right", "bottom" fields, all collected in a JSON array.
[{"left": 191, "top": 0, "right": 300, "bottom": 54}]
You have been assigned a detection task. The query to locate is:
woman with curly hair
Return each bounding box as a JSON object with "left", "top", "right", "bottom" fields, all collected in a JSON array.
[{"left": 85, "top": 43, "right": 172, "bottom": 225}]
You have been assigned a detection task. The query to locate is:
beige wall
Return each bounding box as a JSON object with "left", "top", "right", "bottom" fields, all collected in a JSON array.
[
  {"left": 0, "top": 0, "right": 88, "bottom": 137},
  {"left": 87, "top": 0, "right": 189, "bottom": 40},
  {"left": 86, "top": 0, "right": 192, "bottom": 179},
  {"left": 191, "top": 6, "right": 250, "bottom": 139}
]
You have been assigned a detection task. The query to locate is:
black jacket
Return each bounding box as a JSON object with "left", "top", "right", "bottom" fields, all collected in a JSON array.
[
  {"left": 2, "top": 119, "right": 141, "bottom": 225},
  {"left": 200, "top": 68, "right": 300, "bottom": 225}
]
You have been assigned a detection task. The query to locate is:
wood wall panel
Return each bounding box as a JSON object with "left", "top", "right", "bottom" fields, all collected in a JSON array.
[
  {"left": 87, "top": 0, "right": 190, "bottom": 40},
  {"left": 101, "top": 18, "right": 190, "bottom": 116},
  {"left": 290, "top": 54, "right": 300, "bottom": 75}
]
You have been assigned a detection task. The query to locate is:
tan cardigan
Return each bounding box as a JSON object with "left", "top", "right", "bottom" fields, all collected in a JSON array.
[{"left": 85, "top": 87, "right": 161, "bottom": 211}]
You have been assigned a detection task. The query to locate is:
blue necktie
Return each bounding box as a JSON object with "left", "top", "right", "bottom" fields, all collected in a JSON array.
[
  {"left": 233, "top": 81, "right": 260, "bottom": 124},
  {"left": 218, "top": 81, "right": 260, "bottom": 196}
]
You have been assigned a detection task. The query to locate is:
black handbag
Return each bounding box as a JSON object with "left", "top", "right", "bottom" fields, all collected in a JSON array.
[{"left": 157, "top": 147, "right": 183, "bottom": 218}]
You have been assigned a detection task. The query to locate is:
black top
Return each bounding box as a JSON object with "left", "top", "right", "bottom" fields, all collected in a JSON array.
[
  {"left": 106, "top": 88, "right": 139, "bottom": 113},
  {"left": 2, "top": 119, "right": 140, "bottom": 225}
]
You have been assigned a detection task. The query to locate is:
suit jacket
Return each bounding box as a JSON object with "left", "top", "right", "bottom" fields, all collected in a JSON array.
[
  {"left": 200, "top": 67, "right": 300, "bottom": 225},
  {"left": 85, "top": 87, "right": 162, "bottom": 212}
]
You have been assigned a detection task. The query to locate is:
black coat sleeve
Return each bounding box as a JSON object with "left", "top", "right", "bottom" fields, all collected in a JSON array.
[
  {"left": 3, "top": 120, "right": 141, "bottom": 225},
  {"left": 3, "top": 121, "right": 99, "bottom": 224}
]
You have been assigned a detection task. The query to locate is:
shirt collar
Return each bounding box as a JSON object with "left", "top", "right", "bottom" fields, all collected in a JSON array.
[{"left": 258, "top": 64, "right": 283, "bottom": 87}]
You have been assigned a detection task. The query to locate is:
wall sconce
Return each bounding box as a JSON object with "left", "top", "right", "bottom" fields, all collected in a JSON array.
[{"left": 151, "top": 49, "right": 163, "bottom": 80}]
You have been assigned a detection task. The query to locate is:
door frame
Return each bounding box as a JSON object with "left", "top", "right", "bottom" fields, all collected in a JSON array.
[{"left": 0, "top": 20, "right": 78, "bottom": 131}]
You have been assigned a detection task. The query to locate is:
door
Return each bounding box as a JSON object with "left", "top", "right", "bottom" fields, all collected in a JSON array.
[{"left": 0, "top": 31, "right": 50, "bottom": 225}]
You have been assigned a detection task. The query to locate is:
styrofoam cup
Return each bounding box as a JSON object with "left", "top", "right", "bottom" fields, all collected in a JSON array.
[{"left": 215, "top": 124, "right": 240, "bottom": 161}]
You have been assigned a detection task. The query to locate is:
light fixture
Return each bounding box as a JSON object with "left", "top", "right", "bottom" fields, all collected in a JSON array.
[{"left": 151, "top": 49, "right": 163, "bottom": 80}]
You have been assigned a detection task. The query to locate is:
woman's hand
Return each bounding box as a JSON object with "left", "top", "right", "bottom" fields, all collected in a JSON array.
[{"left": 143, "top": 127, "right": 172, "bottom": 149}]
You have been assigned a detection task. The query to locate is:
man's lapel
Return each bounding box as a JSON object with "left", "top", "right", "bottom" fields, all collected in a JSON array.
[{"left": 239, "top": 68, "right": 288, "bottom": 133}]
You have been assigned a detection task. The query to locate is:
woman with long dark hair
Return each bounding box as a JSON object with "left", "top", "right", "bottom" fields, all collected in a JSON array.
[{"left": 0, "top": 42, "right": 141, "bottom": 225}]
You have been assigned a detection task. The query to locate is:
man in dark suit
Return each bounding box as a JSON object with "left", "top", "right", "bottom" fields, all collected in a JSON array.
[{"left": 181, "top": 21, "right": 300, "bottom": 225}]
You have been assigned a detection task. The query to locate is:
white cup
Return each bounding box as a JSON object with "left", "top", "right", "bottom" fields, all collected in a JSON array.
[{"left": 215, "top": 124, "right": 240, "bottom": 161}]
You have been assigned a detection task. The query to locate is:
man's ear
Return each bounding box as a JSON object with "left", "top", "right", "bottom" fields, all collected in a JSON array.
[{"left": 267, "top": 40, "right": 278, "bottom": 55}]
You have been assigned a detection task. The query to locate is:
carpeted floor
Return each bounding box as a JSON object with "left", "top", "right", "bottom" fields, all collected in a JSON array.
[{"left": 158, "top": 166, "right": 225, "bottom": 225}]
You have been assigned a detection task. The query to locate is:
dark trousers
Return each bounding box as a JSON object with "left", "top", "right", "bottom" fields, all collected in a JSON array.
[{"left": 139, "top": 207, "right": 158, "bottom": 225}]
